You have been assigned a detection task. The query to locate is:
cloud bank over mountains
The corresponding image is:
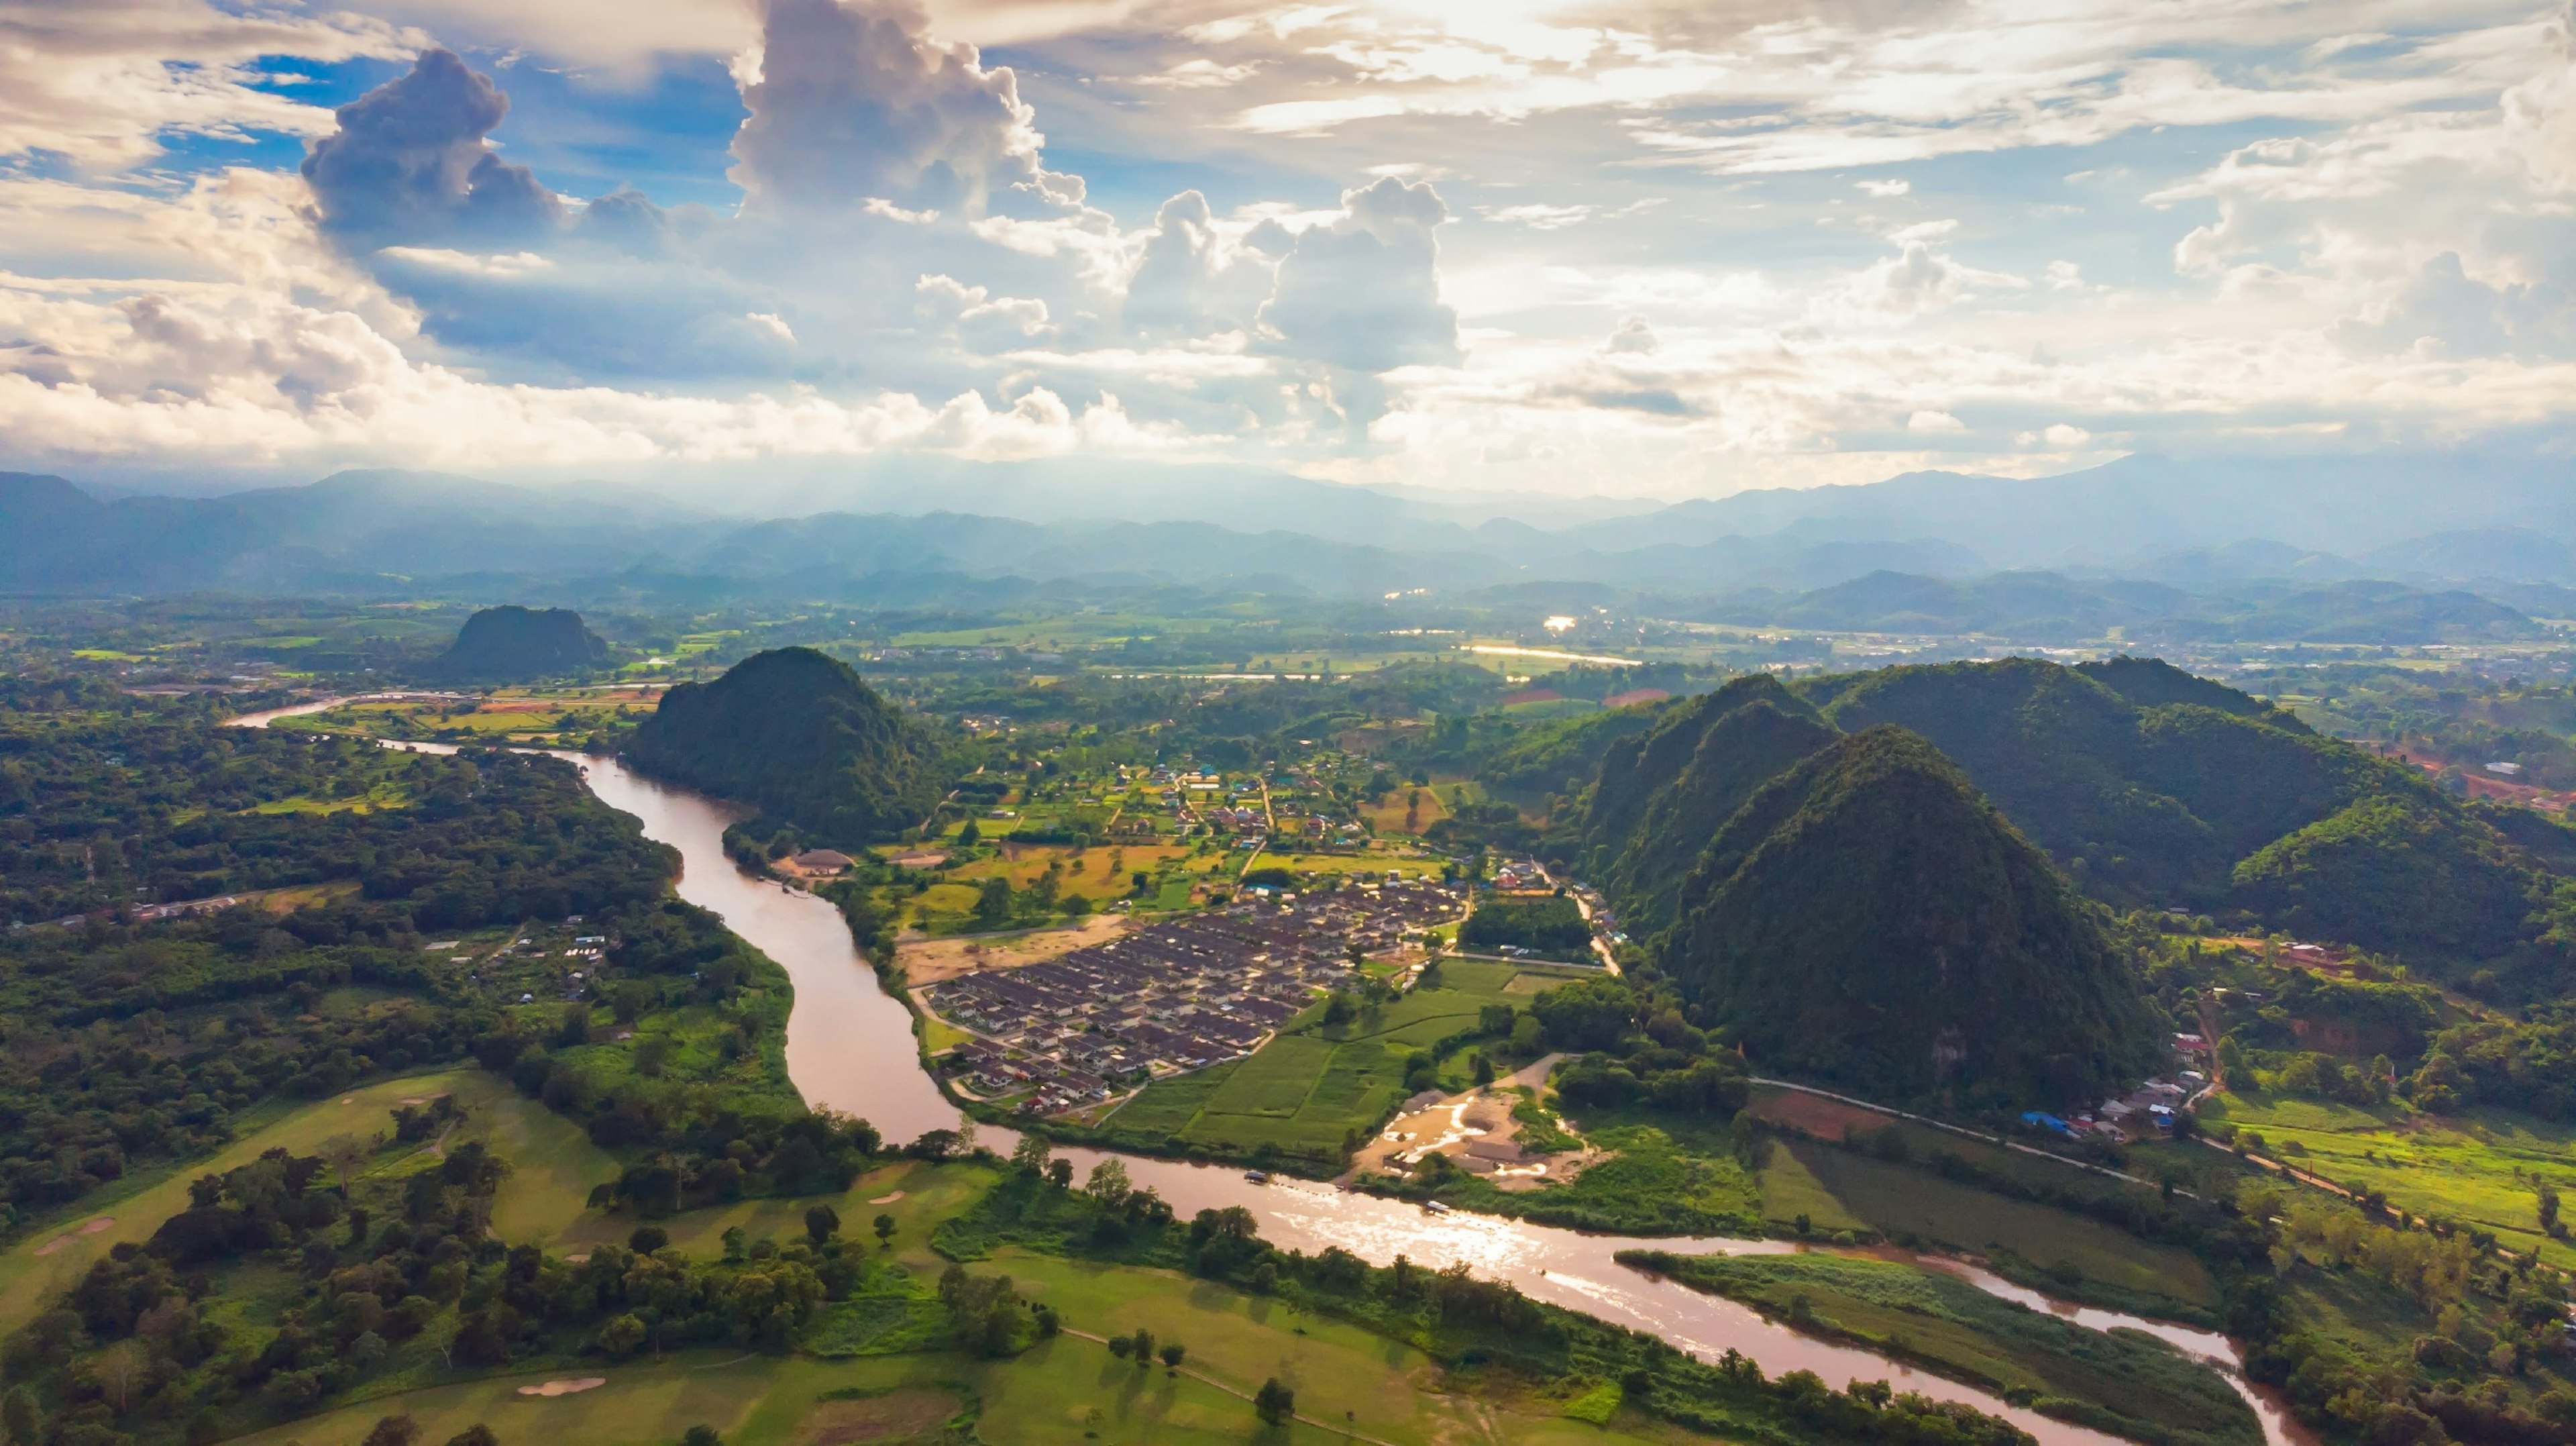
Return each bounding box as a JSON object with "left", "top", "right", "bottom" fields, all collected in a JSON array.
[{"left": 0, "top": 0, "right": 2569, "bottom": 498}]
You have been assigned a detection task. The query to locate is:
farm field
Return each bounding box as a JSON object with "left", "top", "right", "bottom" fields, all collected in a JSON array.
[
  {"left": 1099, "top": 960, "right": 1587, "bottom": 1162},
  {"left": 1746, "top": 1087, "right": 2192, "bottom": 1206},
  {"left": 1255, "top": 847, "right": 1428, "bottom": 879},
  {"left": 2199, "top": 1090, "right": 2576, "bottom": 1267},
  {"left": 284, "top": 689, "right": 661, "bottom": 745},
  {"left": 1768, "top": 1141, "right": 2220, "bottom": 1319},
  {"left": 0, "top": 1069, "right": 617, "bottom": 1339},
  {"left": 938, "top": 842, "right": 1195, "bottom": 889},
  {"left": 1360, "top": 785, "right": 1450, "bottom": 835}
]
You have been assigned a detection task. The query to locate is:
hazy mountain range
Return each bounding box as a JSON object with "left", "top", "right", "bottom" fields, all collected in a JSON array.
[{"left": 5, "top": 452, "right": 2573, "bottom": 643}]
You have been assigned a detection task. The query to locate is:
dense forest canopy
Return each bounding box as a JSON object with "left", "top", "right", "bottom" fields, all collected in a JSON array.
[{"left": 0, "top": 680, "right": 652, "bottom": 926}]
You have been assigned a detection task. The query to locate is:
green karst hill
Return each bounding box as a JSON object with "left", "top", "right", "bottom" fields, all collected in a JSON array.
[
  {"left": 1583, "top": 674, "right": 1838, "bottom": 935},
  {"left": 1562, "top": 656, "right": 2576, "bottom": 1100},
  {"left": 1793, "top": 656, "right": 2565, "bottom": 978},
  {"left": 431, "top": 604, "right": 609, "bottom": 680},
  {"left": 1659, "top": 726, "right": 2164, "bottom": 1104},
  {"left": 629, "top": 646, "right": 945, "bottom": 845}
]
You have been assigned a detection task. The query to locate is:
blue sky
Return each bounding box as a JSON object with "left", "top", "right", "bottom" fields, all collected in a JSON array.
[{"left": 0, "top": 0, "right": 2568, "bottom": 501}]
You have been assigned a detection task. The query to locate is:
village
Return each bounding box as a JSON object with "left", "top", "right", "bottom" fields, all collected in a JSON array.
[{"left": 918, "top": 879, "right": 1470, "bottom": 1115}]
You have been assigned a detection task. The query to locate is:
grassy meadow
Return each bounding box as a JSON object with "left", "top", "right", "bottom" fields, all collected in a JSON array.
[{"left": 2199, "top": 1090, "right": 2576, "bottom": 1266}]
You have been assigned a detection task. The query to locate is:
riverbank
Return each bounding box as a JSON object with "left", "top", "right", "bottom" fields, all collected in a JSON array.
[{"left": 1623, "top": 1250, "right": 2261, "bottom": 1446}]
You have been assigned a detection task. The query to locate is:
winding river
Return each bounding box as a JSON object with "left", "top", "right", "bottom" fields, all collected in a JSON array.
[{"left": 231, "top": 703, "right": 2306, "bottom": 1446}]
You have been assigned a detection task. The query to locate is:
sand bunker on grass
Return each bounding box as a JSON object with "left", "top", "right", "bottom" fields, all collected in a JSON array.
[
  {"left": 34, "top": 1218, "right": 115, "bottom": 1256},
  {"left": 517, "top": 1378, "right": 607, "bottom": 1397},
  {"left": 867, "top": 1191, "right": 905, "bottom": 1204}
]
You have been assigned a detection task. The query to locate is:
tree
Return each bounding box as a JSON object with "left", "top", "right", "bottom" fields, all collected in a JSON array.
[
  {"left": 1254, "top": 1378, "right": 1295, "bottom": 1426},
  {"left": 597, "top": 1314, "right": 647, "bottom": 1357},
  {"left": 806, "top": 1203, "right": 841, "bottom": 1244},
  {"left": 1010, "top": 1132, "right": 1054, "bottom": 1176},
  {"left": 2540, "top": 1180, "right": 2562, "bottom": 1236},
  {"left": 629, "top": 1225, "right": 669, "bottom": 1253},
  {"left": 1129, "top": 1327, "right": 1156, "bottom": 1366},
  {"left": 1, "top": 1387, "right": 36, "bottom": 1446},
  {"left": 1047, "top": 1157, "right": 1075, "bottom": 1190},
  {"left": 873, "top": 1213, "right": 896, "bottom": 1247},
  {"left": 973, "top": 877, "right": 1012, "bottom": 927},
  {"left": 97, "top": 1339, "right": 148, "bottom": 1412},
  {"left": 1085, "top": 1158, "right": 1131, "bottom": 1208},
  {"left": 1160, "top": 1342, "right": 1187, "bottom": 1370},
  {"left": 722, "top": 1225, "right": 748, "bottom": 1261},
  {"left": 321, "top": 1132, "right": 367, "bottom": 1196},
  {"left": 2216, "top": 1036, "right": 2248, "bottom": 1086},
  {"left": 680, "top": 1428, "right": 723, "bottom": 1446},
  {"left": 362, "top": 1417, "right": 423, "bottom": 1446},
  {"left": 443, "top": 1427, "right": 499, "bottom": 1446}
]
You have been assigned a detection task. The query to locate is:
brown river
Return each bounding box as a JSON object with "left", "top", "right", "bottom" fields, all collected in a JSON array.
[{"left": 229, "top": 703, "right": 2309, "bottom": 1446}]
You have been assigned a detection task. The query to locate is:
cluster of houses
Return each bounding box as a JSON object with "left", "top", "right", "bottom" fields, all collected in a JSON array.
[
  {"left": 919, "top": 882, "right": 1468, "bottom": 1116},
  {"left": 2023, "top": 1060, "right": 2210, "bottom": 1142}
]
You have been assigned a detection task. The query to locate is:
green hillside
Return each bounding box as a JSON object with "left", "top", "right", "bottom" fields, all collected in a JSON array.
[
  {"left": 1660, "top": 727, "right": 2164, "bottom": 1105},
  {"left": 1582, "top": 674, "right": 1837, "bottom": 935},
  {"left": 629, "top": 647, "right": 946, "bottom": 845},
  {"left": 2230, "top": 792, "right": 2542, "bottom": 963},
  {"left": 1796, "top": 656, "right": 2560, "bottom": 976},
  {"left": 430, "top": 605, "right": 608, "bottom": 681}
]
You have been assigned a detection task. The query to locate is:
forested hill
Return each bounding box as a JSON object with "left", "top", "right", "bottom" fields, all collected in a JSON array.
[
  {"left": 1617, "top": 719, "right": 2162, "bottom": 1104},
  {"left": 1581, "top": 675, "right": 1836, "bottom": 937},
  {"left": 431, "top": 605, "right": 609, "bottom": 682},
  {"left": 1793, "top": 657, "right": 2576, "bottom": 986},
  {"left": 627, "top": 647, "right": 947, "bottom": 847}
]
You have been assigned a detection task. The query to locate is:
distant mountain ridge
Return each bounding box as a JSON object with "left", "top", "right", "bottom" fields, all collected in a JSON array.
[
  {"left": 1697, "top": 570, "right": 2541, "bottom": 644},
  {"left": 1554, "top": 453, "right": 2576, "bottom": 566},
  {"left": 5, "top": 452, "right": 2571, "bottom": 612}
]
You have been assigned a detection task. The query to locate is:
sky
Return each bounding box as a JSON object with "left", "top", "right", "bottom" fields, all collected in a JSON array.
[{"left": 0, "top": 0, "right": 2570, "bottom": 502}]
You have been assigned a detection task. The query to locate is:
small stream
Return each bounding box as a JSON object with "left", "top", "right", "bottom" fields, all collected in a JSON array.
[{"left": 229, "top": 703, "right": 2309, "bottom": 1446}]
